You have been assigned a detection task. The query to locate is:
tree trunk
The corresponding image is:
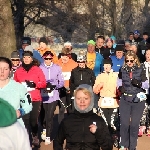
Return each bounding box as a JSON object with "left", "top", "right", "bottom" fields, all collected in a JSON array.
[
  {"left": 11, "top": 0, "right": 25, "bottom": 50},
  {"left": 0, "top": 0, "right": 16, "bottom": 57}
]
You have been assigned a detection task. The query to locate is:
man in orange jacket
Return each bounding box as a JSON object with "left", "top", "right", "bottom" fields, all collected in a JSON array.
[{"left": 57, "top": 47, "right": 78, "bottom": 114}]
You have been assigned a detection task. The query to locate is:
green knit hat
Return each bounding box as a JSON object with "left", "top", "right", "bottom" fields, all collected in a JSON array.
[
  {"left": 0, "top": 98, "right": 17, "bottom": 127},
  {"left": 87, "top": 40, "right": 96, "bottom": 46}
]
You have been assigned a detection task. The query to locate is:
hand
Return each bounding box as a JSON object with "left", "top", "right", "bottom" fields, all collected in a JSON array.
[
  {"left": 131, "top": 78, "right": 142, "bottom": 88},
  {"left": 16, "top": 110, "right": 21, "bottom": 118},
  {"left": 46, "top": 82, "right": 56, "bottom": 90},
  {"left": 25, "top": 80, "right": 36, "bottom": 88},
  {"left": 89, "top": 124, "right": 97, "bottom": 133}
]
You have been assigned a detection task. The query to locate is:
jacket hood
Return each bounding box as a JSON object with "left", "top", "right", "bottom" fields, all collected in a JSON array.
[
  {"left": 0, "top": 98, "right": 17, "bottom": 127},
  {"left": 74, "top": 84, "right": 94, "bottom": 113}
]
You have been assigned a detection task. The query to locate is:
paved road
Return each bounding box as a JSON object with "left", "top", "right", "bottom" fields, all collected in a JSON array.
[{"left": 36, "top": 106, "right": 150, "bottom": 150}]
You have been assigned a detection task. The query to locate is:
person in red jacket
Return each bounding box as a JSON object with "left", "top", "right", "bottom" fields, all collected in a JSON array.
[{"left": 14, "top": 50, "right": 46, "bottom": 147}]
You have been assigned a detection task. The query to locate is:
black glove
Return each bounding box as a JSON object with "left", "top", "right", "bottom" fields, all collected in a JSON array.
[
  {"left": 46, "top": 82, "right": 56, "bottom": 90},
  {"left": 131, "top": 78, "right": 142, "bottom": 88},
  {"left": 25, "top": 80, "right": 36, "bottom": 88}
]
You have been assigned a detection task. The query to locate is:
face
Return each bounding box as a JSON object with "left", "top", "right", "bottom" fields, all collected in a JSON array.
[
  {"left": 125, "top": 56, "right": 135, "bottom": 67},
  {"left": 106, "top": 41, "right": 113, "bottom": 48},
  {"left": 125, "top": 43, "right": 130, "bottom": 50},
  {"left": 96, "top": 38, "right": 104, "bottom": 48},
  {"left": 143, "top": 35, "right": 148, "bottom": 40},
  {"left": 39, "top": 42, "right": 47, "bottom": 50},
  {"left": 11, "top": 58, "right": 20, "bottom": 66},
  {"left": 145, "top": 50, "right": 150, "bottom": 61},
  {"left": 134, "top": 34, "right": 139, "bottom": 39},
  {"left": 0, "top": 62, "right": 11, "bottom": 81},
  {"left": 23, "top": 56, "right": 33, "bottom": 64},
  {"left": 104, "top": 64, "right": 112, "bottom": 72},
  {"left": 130, "top": 45, "right": 137, "bottom": 53},
  {"left": 64, "top": 45, "right": 72, "bottom": 51},
  {"left": 75, "top": 90, "right": 91, "bottom": 110},
  {"left": 87, "top": 44, "right": 95, "bottom": 53},
  {"left": 78, "top": 62, "right": 85, "bottom": 68},
  {"left": 44, "top": 55, "right": 53, "bottom": 66},
  {"left": 22, "top": 44, "right": 29, "bottom": 50},
  {"left": 116, "top": 51, "right": 123, "bottom": 59},
  {"left": 61, "top": 55, "right": 69, "bottom": 64},
  {"left": 129, "top": 35, "right": 134, "bottom": 40}
]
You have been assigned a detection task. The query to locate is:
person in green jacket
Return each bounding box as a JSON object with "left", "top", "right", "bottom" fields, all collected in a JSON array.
[{"left": 0, "top": 57, "right": 32, "bottom": 127}]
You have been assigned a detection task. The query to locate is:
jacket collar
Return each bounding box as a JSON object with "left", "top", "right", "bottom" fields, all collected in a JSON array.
[{"left": 74, "top": 109, "right": 94, "bottom": 118}]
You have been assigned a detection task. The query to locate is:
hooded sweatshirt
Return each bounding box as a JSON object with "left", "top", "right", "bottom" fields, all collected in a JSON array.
[
  {"left": 57, "top": 58, "right": 78, "bottom": 88},
  {"left": 0, "top": 98, "right": 31, "bottom": 150},
  {"left": 39, "top": 63, "right": 64, "bottom": 103},
  {"left": 53, "top": 84, "right": 113, "bottom": 150}
]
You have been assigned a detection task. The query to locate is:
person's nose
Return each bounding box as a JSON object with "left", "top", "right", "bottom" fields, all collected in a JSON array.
[{"left": 0, "top": 68, "right": 4, "bottom": 73}]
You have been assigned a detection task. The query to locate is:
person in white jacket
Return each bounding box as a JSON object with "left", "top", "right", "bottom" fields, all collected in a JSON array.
[{"left": 0, "top": 98, "right": 31, "bottom": 150}]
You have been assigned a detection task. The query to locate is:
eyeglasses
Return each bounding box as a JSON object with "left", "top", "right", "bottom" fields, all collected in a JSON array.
[
  {"left": 125, "top": 60, "right": 134, "bottom": 63},
  {"left": 11, "top": 59, "right": 20, "bottom": 61},
  {"left": 44, "top": 58, "right": 52, "bottom": 60}
]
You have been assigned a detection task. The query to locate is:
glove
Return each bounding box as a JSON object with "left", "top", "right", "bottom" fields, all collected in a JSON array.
[
  {"left": 46, "top": 82, "right": 56, "bottom": 90},
  {"left": 25, "top": 80, "right": 36, "bottom": 88},
  {"left": 131, "top": 78, "right": 142, "bottom": 88}
]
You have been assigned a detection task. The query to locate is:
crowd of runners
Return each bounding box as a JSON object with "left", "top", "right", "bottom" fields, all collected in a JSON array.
[{"left": 0, "top": 30, "right": 150, "bottom": 150}]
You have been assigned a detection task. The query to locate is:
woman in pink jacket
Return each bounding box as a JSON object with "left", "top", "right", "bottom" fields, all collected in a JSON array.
[{"left": 14, "top": 50, "right": 46, "bottom": 147}]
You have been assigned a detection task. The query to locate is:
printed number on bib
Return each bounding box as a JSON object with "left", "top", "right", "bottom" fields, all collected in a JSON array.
[
  {"left": 41, "top": 89, "right": 53, "bottom": 97},
  {"left": 101, "top": 97, "right": 114, "bottom": 107},
  {"left": 62, "top": 72, "right": 71, "bottom": 80}
]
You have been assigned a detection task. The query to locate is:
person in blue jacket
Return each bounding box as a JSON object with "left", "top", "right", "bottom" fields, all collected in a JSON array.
[
  {"left": 110, "top": 45, "right": 124, "bottom": 72},
  {"left": 18, "top": 37, "right": 43, "bottom": 64}
]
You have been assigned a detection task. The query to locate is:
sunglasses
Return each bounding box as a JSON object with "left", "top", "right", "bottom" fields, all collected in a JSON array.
[
  {"left": 44, "top": 58, "right": 52, "bottom": 60},
  {"left": 11, "top": 59, "right": 20, "bottom": 61},
  {"left": 125, "top": 60, "right": 134, "bottom": 63},
  {"left": 77, "top": 61, "right": 86, "bottom": 63}
]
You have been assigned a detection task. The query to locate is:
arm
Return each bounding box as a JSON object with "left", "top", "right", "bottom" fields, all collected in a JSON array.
[
  {"left": 19, "top": 85, "right": 32, "bottom": 116},
  {"left": 57, "top": 67, "right": 64, "bottom": 88},
  {"left": 36, "top": 68, "right": 47, "bottom": 89},
  {"left": 91, "top": 70, "right": 96, "bottom": 86},
  {"left": 141, "top": 65, "right": 149, "bottom": 89},
  {"left": 93, "top": 74, "right": 103, "bottom": 94},
  {"left": 53, "top": 121, "right": 66, "bottom": 150},
  {"left": 69, "top": 70, "right": 76, "bottom": 96},
  {"left": 95, "top": 118, "right": 113, "bottom": 150}
]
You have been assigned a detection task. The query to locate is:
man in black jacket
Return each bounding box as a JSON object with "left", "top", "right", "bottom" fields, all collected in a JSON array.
[{"left": 58, "top": 41, "right": 77, "bottom": 62}]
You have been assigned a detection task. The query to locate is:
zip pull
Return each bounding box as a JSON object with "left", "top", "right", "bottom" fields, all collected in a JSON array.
[{"left": 81, "top": 73, "right": 82, "bottom": 80}]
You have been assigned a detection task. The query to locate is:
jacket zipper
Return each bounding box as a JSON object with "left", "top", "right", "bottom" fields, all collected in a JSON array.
[
  {"left": 81, "top": 73, "right": 82, "bottom": 80},
  {"left": 82, "top": 118, "right": 84, "bottom": 143},
  {"left": 48, "top": 67, "right": 50, "bottom": 80}
]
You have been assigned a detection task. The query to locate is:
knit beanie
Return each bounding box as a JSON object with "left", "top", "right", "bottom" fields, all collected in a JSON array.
[
  {"left": 87, "top": 40, "right": 95, "bottom": 46},
  {"left": 21, "top": 37, "right": 31, "bottom": 45},
  {"left": 0, "top": 98, "right": 17, "bottom": 127},
  {"left": 115, "top": 45, "right": 124, "bottom": 52},
  {"left": 11, "top": 51, "right": 20, "bottom": 59},
  {"left": 64, "top": 41, "right": 72, "bottom": 47},
  {"left": 103, "top": 59, "right": 113, "bottom": 66},
  {"left": 24, "top": 45, "right": 33, "bottom": 53},
  {"left": 39, "top": 37, "right": 48, "bottom": 45}
]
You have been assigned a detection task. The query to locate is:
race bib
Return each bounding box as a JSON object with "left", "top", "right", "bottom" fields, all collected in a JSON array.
[
  {"left": 101, "top": 97, "right": 114, "bottom": 107},
  {"left": 21, "top": 82, "right": 35, "bottom": 92},
  {"left": 41, "top": 89, "right": 53, "bottom": 97},
  {"left": 62, "top": 72, "right": 71, "bottom": 80}
]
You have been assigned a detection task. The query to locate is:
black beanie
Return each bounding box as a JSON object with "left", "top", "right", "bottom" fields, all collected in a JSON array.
[
  {"left": 115, "top": 45, "right": 124, "bottom": 52},
  {"left": 39, "top": 37, "right": 48, "bottom": 45},
  {"left": 103, "top": 59, "right": 113, "bottom": 66},
  {"left": 21, "top": 37, "right": 31, "bottom": 45}
]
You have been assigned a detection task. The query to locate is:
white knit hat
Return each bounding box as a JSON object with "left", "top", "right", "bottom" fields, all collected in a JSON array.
[
  {"left": 24, "top": 45, "right": 33, "bottom": 53},
  {"left": 64, "top": 41, "right": 72, "bottom": 47}
]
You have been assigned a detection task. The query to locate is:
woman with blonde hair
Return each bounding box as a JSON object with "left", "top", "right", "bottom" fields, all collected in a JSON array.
[{"left": 117, "top": 51, "right": 149, "bottom": 150}]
